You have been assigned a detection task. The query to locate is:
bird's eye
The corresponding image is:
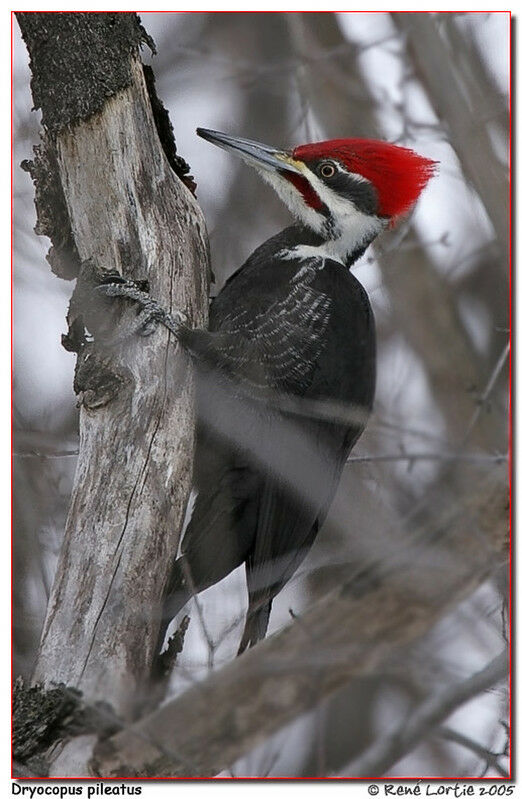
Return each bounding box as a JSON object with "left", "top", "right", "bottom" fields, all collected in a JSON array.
[{"left": 320, "top": 162, "right": 336, "bottom": 178}]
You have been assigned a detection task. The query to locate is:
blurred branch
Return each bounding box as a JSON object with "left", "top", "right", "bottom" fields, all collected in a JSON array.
[
  {"left": 463, "top": 342, "right": 510, "bottom": 444},
  {"left": 376, "top": 230, "right": 505, "bottom": 451},
  {"left": 349, "top": 453, "right": 505, "bottom": 465},
  {"left": 343, "top": 650, "right": 507, "bottom": 777},
  {"left": 16, "top": 449, "right": 506, "bottom": 465},
  {"left": 436, "top": 726, "right": 509, "bottom": 778},
  {"left": 287, "top": 12, "right": 381, "bottom": 138},
  {"left": 393, "top": 12, "right": 508, "bottom": 260},
  {"left": 14, "top": 449, "right": 79, "bottom": 458},
  {"left": 441, "top": 15, "right": 509, "bottom": 141},
  {"left": 202, "top": 13, "right": 296, "bottom": 284},
  {"left": 93, "top": 463, "right": 507, "bottom": 777}
]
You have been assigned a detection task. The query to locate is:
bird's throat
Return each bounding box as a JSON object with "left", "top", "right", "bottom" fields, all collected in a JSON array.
[{"left": 281, "top": 217, "right": 383, "bottom": 268}]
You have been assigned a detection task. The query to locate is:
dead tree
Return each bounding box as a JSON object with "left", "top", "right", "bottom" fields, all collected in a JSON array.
[{"left": 16, "top": 10, "right": 209, "bottom": 731}]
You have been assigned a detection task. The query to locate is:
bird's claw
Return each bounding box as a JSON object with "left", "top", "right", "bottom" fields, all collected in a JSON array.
[{"left": 95, "top": 276, "right": 188, "bottom": 343}]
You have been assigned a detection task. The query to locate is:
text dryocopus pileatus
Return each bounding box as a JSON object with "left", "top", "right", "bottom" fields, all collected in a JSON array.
[{"left": 101, "top": 129, "right": 436, "bottom": 657}]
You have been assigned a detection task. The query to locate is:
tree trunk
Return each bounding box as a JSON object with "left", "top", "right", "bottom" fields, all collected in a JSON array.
[{"left": 17, "top": 12, "right": 209, "bottom": 721}]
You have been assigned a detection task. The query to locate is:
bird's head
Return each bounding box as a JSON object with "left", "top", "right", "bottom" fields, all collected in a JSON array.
[{"left": 197, "top": 128, "right": 437, "bottom": 260}]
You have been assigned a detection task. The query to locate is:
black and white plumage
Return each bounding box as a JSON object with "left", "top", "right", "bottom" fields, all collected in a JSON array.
[
  {"left": 163, "top": 226, "right": 375, "bottom": 653},
  {"left": 156, "top": 129, "right": 436, "bottom": 654}
]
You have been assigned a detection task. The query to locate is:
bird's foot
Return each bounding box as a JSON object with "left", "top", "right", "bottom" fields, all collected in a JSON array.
[{"left": 95, "top": 273, "right": 188, "bottom": 343}]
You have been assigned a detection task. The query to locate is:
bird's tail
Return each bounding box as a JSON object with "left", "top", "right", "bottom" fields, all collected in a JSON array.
[{"left": 237, "top": 599, "right": 273, "bottom": 655}]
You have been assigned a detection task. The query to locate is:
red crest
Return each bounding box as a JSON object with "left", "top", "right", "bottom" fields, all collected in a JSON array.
[{"left": 293, "top": 139, "right": 438, "bottom": 220}]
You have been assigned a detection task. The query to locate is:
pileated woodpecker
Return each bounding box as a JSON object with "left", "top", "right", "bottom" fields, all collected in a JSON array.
[{"left": 100, "top": 129, "right": 436, "bottom": 656}]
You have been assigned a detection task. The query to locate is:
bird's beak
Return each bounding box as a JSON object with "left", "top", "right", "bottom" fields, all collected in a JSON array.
[{"left": 197, "top": 128, "right": 302, "bottom": 175}]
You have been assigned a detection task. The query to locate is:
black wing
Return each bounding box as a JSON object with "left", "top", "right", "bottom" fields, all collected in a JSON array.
[
  {"left": 181, "top": 278, "right": 332, "bottom": 396},
  {"left": 178, "top": 276, "right": 332, "bottom": 603}
]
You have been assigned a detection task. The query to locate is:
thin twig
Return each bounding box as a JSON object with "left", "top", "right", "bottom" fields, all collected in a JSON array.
[
  {"left": 13, "top": 449, "right": 79, "bottom": 458},
  {"left": 463, "top": 343, "right": 510, "bottom": 444},
  {"left": 343, "top": 650, "right": 508, "bottom": 777},
  {"left": 348, "top": 453, "right": 506, "bottom": 466},
  {"left": 436, "top": 726, "right": 509, "bottom": 778}
]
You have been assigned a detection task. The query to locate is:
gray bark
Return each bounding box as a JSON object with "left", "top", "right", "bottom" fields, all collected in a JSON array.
[{"left": 17, "top": 12, "right": 209, "bottom": 720}]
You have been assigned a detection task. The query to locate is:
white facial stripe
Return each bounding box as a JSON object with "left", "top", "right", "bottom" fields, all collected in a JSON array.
[
  {"left": 257, "top": 168, "right": 324, "bottom": 234},
  {"left": 252, "top": 160, "right": 384, "bottom": 264},
  {"left": 299, "top": 163, "right": 384, "bottom": 256}
]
